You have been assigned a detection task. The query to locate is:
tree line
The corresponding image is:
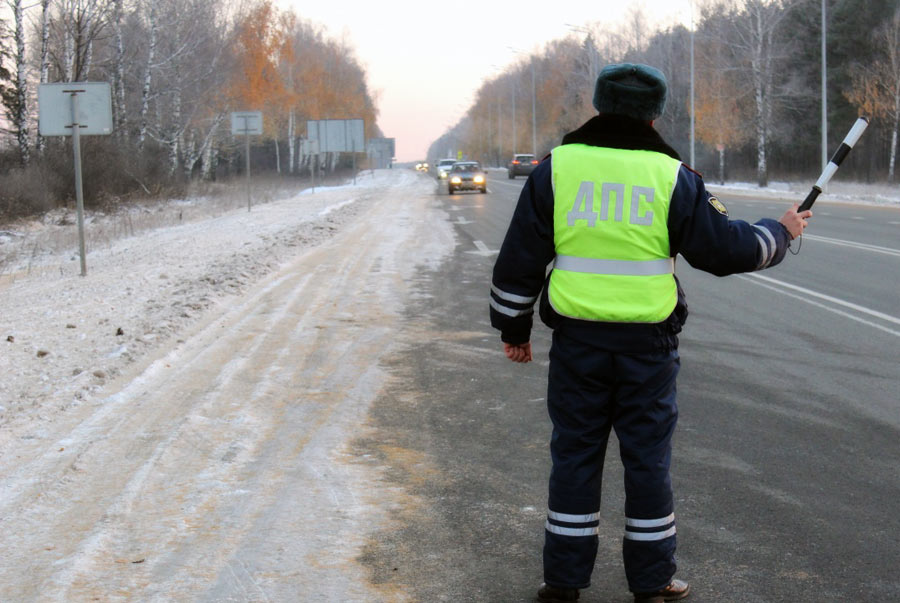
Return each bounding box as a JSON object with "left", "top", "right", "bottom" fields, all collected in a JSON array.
[
  {"left": 429, "top": 0, "right": 900, "bottom": 187},
  {"left": 0, "top": 0, "right": 380, "bottom": 220}
]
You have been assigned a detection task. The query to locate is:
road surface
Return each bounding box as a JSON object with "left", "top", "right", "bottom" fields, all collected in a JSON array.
[{"left": 2, "top": 169, "right": 897, "bottom": 602}]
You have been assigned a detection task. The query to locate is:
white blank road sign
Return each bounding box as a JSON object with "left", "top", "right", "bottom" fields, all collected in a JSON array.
[
  {"left": 39, "top": 82, "right": 113, "bottom": 136},
  {"left": 307, "top": 119, "right": 365, "bottom": 153},
  {"left": 231, "top": 111, "right": 263, "bottom": 135}
]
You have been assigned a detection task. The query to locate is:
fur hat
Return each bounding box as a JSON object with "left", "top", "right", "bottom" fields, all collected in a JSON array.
[{"left": 592, "top": 63, "right": 668, "bottom": 122}]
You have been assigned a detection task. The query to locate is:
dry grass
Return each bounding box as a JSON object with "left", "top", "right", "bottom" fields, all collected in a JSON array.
[{"left": 0, "top": 173, "right": 322, "bottom": 284}]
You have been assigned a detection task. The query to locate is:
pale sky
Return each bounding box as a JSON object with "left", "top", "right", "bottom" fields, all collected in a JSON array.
[{"left": 277, "top": 1, "right": 693, "bottom": 162}]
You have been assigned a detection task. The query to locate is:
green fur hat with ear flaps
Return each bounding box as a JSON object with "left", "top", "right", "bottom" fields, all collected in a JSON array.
[{"left": 592, "top": 63, "right": 668, "bottom": 122}]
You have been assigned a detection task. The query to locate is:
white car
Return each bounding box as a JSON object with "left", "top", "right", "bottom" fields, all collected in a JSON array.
[{"left": 435, "top": 158, "right": 457, "bottom": 180}]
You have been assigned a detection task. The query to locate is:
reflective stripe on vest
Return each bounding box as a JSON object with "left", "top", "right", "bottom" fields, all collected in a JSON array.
[
  {"left": 555, "top": 255, "right": 675, "bottom": 276},
  {"left": 549, "top": 144, "right": 680, "bottom": 323}
]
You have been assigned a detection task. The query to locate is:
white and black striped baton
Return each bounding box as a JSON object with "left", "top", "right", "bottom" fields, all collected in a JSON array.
[{"left": 799, "top": 117, "right": 870, "bottom": 212}]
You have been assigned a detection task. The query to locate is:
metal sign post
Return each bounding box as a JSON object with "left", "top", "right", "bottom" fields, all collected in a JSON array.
[
  {"left": 38, "top": 82, "right": 113, "bottom": 277},
  {"left": 299, "top": 138, "right": 319, "bottom": 193},
  {"left": 309, "top": 138, "right": 318, "bottom": 193},
  {"left": 246, "top": 132, "right": 251, "bottom": 210},
  {"left": 71, "top": 94, "right": 87, "bottom": 276},
  {"left": 231, "top": 111, "right": 263, "bottom": 211},
  {"left": 306, "top": 119, "right": 365, "bottom": 185}
]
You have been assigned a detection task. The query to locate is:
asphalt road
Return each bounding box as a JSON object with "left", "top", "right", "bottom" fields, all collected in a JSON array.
[{"left": 358, "top": 171, "right": 900, "bottom": 602}]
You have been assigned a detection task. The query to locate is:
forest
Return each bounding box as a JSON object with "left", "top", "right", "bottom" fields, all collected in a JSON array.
[
  {"left": 0, "top": 0, "right": 380, "bottom": 220},
  {"left": 428, "top": 0, "right": 900, "bottom": 189},
  {"left": 3, "top": 0, "right": 900, "bottom": 222}
]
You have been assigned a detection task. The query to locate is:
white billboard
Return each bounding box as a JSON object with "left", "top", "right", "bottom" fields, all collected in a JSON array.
[
  {"left": 307, "top": 119, "right": 365, "bottom": 153},
  {"left": 231, "top": 111, "right": 263, "bottom": 135},
  {"left": 38, "top": 82, "right": 113, "bottom": 136}
]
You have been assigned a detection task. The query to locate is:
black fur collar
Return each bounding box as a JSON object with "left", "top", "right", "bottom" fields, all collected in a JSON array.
[{"left": 560, "top": 114, "right": 681, "bottom": 161}]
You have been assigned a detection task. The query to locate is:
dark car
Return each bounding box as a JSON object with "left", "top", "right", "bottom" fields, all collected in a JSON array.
[
  {"left": 507, "top": 153, "right": 538, "bottom": 178},
  {"left": 447, "top": 161, "right": 487, "bottom": 194}
]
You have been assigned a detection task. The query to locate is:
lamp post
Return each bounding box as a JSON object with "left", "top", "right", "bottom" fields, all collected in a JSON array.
[
  {"left": 497, "top": 93, "right": 502, "bottom": 166},
  {"left": 530, "top": 57, "right": 537, "bottom": 156},
  {"left": 821, "top": 0, "right": 828, "bottom": 175},
  {"left": 490, "top": 65, "right": 506, "bottom": 166},
  {"left": 512, "top": 81, "right": 517, "bottom": 154},
  {"left": 565, "top": 24, "right": 601, "bottom": 87},
  {"left": 510, "top": 47, "right": 538, "bottom": 156},
  {"left": 690, "top": 0, "right": 696, "bottom": 168}
]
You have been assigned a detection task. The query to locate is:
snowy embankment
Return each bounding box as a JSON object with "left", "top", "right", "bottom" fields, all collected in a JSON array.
[
  {"left": 0, "top": 168, "right": 456, "bottom": 600},
  {"left": 708, "top": 179, "right": 900, "bottom": 207},
  {"left": 0, "top": 169, "right": 430, "bottom": 445}
]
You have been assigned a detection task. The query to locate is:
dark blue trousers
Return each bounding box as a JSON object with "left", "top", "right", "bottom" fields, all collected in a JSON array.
[{"left": 543, "top": 329, "right": 680, "bottom": 592}]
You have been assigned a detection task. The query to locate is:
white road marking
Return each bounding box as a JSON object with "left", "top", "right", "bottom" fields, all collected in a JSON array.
[
  {"left": 455, "top": 217, "right": 473, "bottom": 225},
  {"left": 801, "top": 234, "right": 900, "bottom": 257},
  {"left": 740, "top": 273, "right": 900, "bottom": 337},
  {"left": 467, "top": 240, "right": 498, "bottom": 257}
]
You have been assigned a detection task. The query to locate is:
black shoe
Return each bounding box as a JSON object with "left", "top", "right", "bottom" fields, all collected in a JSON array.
[
  {"left": 633, "top": 578, "right": 690, "bottom": 601},
  {"left": 536, "top": 583, "right": 580, "bottom": 602}
]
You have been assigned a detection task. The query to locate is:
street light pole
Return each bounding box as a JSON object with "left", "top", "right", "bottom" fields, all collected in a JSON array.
[
  {"left": 497, "top": 92, "right": 502, "bottom": 166},
  {"left": 690, "top": 0, "right": 695, "bottom": 168},
  {"left": 509, "top": 47, "right": 538, "bottom": 156},
  {"left": 822, "top": 0, "right": 828, "bottom": 175},
  {"left": 512, "top": 81, "right": 517, "bottom": 154},
  {"left": 531, "top": 57, "right": 537, "bottom": 156}
]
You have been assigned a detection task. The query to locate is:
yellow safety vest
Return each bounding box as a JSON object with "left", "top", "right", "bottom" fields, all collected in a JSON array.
[{"left": 549, "top": 144, "right": 681, "bottom": 323}]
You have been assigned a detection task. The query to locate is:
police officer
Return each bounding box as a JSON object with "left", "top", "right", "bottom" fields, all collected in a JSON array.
[{"left": 489, "top": 63, "right": 810, "bottom": 603}]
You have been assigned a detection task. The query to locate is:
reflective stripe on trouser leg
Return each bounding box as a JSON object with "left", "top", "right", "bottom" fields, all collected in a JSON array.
[
  {"left": 612, "top": 350, "right": 680, "bottom": 592},
  {"left": 543, "top": 330, "right": 614, "bottom": 589}
]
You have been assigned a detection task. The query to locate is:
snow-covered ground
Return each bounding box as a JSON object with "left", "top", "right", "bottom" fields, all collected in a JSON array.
[
  {"left": 0, "top": 168, "right": 458, "bottom": 600},
  {"left": 2, "top": 172, "right": 895, "bottom": 439},
  {"left": 0, "top": 168, "right": 895, "bottom": 599},
  {"left": 708, "top": 179, "right": 900, "bottom": 207},
  {"left": 0, "top": 171, "right": 416, "bottom": 434}
]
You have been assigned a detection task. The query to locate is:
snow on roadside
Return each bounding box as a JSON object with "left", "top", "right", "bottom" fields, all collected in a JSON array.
[
  {"left": 708, "top": 179, "right": 900, "bottom": 207},
  {"left": 0, "top": 169, "right": 426, "bottom": 450}
]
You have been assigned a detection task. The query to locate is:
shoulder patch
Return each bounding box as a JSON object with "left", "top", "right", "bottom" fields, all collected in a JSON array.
[
  {"left": 708, "top": 195, "right": 728, "bottom": 216},
  {"left": 683, "top": 163, "right": 703, "bottom": 178}
]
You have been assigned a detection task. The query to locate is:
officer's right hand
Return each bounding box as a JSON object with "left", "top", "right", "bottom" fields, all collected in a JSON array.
[
  {"left": 504, "top": 342, "right": 533, "bottom": 363},
  {"left": 779, "top": 203, "right": 812, "bottom": 239}
]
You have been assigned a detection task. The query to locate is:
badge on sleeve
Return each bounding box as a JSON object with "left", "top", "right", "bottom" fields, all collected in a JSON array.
[{"left": 708, "top": 195, "right": 728, "bottom": 216}]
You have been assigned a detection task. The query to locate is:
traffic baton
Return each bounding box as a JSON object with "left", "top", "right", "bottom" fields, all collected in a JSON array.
[{"left": 799, "top": 117, "right": 869, "bottom": 212}]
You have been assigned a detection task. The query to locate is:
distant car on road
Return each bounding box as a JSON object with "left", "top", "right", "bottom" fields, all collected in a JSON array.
[
  {"left": 435, "top": 158, "right": 457, "bottom": 180},
  {"left": 507, "top": 153, "right": 538, "bottom": 179},
  {"left": 448, "top": 161, "right": 487, "bottom": 194}
]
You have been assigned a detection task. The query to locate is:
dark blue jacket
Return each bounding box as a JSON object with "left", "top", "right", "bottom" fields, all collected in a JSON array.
[{"left": 490, "top": 115, "right": 792, "bottom": 351}]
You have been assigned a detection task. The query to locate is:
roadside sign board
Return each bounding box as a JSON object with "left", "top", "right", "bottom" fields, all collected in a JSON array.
[
  {"left": 300, "top": 138, "right": 319, "bottom": 154},
  {"left": 37, "top": 82, "right": 114, "bottom": 276},
  {"left": 367, "top": 137, "right": 395, "bottom": 169},
  {"left": 38, "top": 82, "right": 112, "bottom": 136},
  {"left": 231, "top": 111, "right": 263, "bottom": 135},
  {"left": 306, "top": 119, "right": 365, "bottom": 153}
]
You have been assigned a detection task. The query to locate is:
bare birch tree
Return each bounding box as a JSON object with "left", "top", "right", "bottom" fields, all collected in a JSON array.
[
  {"left": 723, "top": 0, "right": 798, "bottom": 186},
  {"left": 846, "top": 8, "right": 900, "bottom": 181},
  {"left": 137, "top": 1, "right": 156, "bottom": 149},
  {"left": 52, "top": 0, "right": 110, "bottom": 82},
  {"left": 34, "top": 0, "right": 52, "bottom": 153},
  {"left": 0, "top": 17, "right": 15, "bottom": 144},
  {"left": 111, "top": 0, "right": 126, "bottom": 139},
  {"left": 5, "top": 0, "right": 30, "bottom": 164},
  {"left": 142, "top": 0, "right": 230, "bottom": 176}
]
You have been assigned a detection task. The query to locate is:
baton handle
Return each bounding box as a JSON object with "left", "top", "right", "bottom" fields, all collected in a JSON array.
[
  {"left": 798, "top": 187, "right": 821, "bottom": 213},
  {"left": 800, "top": 117, "right": 869, "bottom": 212}
]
